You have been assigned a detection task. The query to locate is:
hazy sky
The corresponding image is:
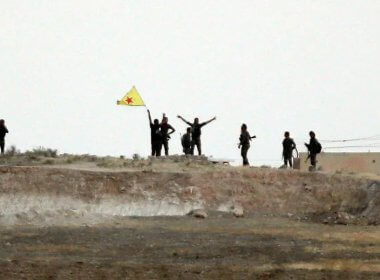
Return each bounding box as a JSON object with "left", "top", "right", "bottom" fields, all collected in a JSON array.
[{"left": 1, "top": 1, "right": 379, "bottom": 165}]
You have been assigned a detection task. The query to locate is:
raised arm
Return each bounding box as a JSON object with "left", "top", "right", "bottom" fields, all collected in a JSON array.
[
  {"left": 177, "top": 115, "right": 192, "bottom": 126},
  {"left": 147, "top": 109, "right": 153, "bottom": 125},
  {"left": 201, "top": 116, "right": 217, "bottom": 126}
]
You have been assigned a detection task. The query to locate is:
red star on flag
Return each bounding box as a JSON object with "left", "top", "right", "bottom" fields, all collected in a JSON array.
[
  {"left": 126, "top": 97, "right": 133, "bottom": 104},
  {"left": 117, "top": 86, "right": 145, "bottom": 106}
]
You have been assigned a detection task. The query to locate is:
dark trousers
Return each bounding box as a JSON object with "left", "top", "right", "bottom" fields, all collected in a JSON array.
[
  {"left": 151, "top": 141, "right": 161, "bottom": 157},
  {"left": 183, "top": 146, "right": 191, "bottom": 155},
  {"left": 284, "top": 156, "right": 293, "bottom": 168},
  {"left": 191, "top": 137, "right": 202, "bottom": 156},
  {"left": 162, "top": 139, "right": 169, "bottom": 156},
  {"left": 0, "top": 139, "right": 4, "bottom": 155},
  {"left": 310, "top": 153, "right": 317, "bottom": 167},
  {"left": 241, "top": 145, "right": 250, "bottom": 166}
]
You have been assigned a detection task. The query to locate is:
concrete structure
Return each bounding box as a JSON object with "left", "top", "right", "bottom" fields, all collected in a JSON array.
[{"left": 297, "top": 152, "right": 380, "bottom": 175}]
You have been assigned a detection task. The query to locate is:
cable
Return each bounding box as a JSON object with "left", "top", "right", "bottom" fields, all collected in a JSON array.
[
  {"left": 323, "top": 144, "right": 380, "bottom": 150},
  {"left": 320, "top": 134, "right": 380, "bottom": 143}
]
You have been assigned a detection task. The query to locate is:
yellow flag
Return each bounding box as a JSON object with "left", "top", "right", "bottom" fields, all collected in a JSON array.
[{"left": 117, "top": 86, "right": 145, "bottom": 106}]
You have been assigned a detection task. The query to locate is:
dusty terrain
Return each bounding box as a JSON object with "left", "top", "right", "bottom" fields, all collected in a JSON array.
[{"left": 0, "top": 153, "right": 380, "bottom": 279}]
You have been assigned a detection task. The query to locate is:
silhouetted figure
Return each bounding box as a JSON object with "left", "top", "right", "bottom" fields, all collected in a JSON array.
[
  {"left": 177, "top": 115, "right": 216, "bottom": 155},
  {"left": 0, "top": 119, "right": 9, "bottom": 155},
  {"left": 181, "top": 127, "right": 192, "bottom": 155},
  {"left": 147, "top": 110, "right": 162, "bottom": 157},
  {"left": 305, "top": 131, "right": 322, "bottom": 170},
  {"left": 238, "top": 124, "right": 256, "bottom": 166},
  {"left": 282, "top": 131, "right": 297, "bottom": 168},
  {"left": 160, "top": 114, "right": 175, "bottom": 156}
]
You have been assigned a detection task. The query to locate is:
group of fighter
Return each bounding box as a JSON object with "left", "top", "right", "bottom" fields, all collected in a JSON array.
[
  {"left": 0, "top": 115, "right": 321, "bottom": 168},
  {"left": 147, "top": 110, "right": 216, "bottom": 157},
  {"left": 147, "top": 110, "right": 322, "bottom": 168}
]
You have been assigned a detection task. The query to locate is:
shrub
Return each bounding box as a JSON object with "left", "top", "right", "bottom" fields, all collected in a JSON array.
[
  {"left": 27, "top": 154, "right": 40, "bottom": 161},
  {"left": 132, "top": 153, "right": 141, "bottom": 161},
  {"left": 5, "top": 145, "right": 19, "bottom": 156},
  {"left": 27, "top": 147, "right": 58, "bottom": 158}
]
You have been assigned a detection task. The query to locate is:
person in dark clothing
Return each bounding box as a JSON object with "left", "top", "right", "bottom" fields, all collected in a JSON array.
[
  {"left": 160, "top": 114, "right": 175, "bottom": 156},
  {"left": 304, "top": 131, "right": 322, "bottom": 170},
  {"left": 147, "top": 110, "right": 162, "bottom": 157},
  {"left": 282, "top": 131, "right": 297, "bottom": 168},
  {"left": 238, "top": 124, "right": 256, "bottom": 166},
  {"left": 181, "top": 127, "right": 192, "bottom": 155},
  {"left": 177, "top": 115, "right": 216, "bottom": 156},
  {"left": 0, "top": 119, "right": 9, "bottom": 155}
]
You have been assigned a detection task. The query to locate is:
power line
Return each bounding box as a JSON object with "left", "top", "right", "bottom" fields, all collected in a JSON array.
[
  {"left": 323, "top": 144, "right": 380, "bottom": 150},
  {"left": 320, "top": 134, "right": 380, "bottom": 143}
]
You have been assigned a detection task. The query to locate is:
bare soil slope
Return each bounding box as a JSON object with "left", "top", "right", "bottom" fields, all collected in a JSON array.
[{"left": 0, "top": 161, "right": 379, "bottom": 225}]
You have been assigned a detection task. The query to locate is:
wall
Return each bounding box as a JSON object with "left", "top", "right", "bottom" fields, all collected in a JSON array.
[{"left": 297, "top": 152, "right": 380, "bottom": 175}]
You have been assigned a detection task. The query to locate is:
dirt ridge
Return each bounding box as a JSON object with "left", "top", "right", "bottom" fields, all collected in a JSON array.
[{"left": 0, "top": 166, "right": 379, "bottom": 225}]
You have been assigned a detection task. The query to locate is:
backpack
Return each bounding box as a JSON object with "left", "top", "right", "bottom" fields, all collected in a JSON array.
[{"left": 316, "top": 141, "right": 322, "bottom": 154}]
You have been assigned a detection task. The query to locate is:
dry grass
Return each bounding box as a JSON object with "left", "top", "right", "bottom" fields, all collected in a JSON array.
[{"left": 0, "top": 148, "right": 224, "bottom": 173}]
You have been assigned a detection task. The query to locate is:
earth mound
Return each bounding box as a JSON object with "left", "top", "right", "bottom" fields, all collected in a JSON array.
[{"left": 0, "top": 157, "right": 379, "bottom": 226}]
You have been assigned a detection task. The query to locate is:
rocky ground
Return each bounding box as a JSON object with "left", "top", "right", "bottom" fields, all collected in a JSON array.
[{"left": 0, "top": 153, "right": 379, "bottom": 279}]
